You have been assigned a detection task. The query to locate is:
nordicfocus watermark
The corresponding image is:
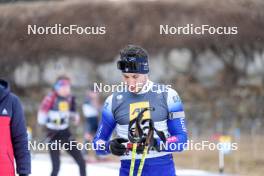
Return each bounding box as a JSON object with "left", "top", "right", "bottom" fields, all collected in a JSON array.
[
  {"left": 160, "top": 24, "right": 238, "bottom": 35},
  {"left": 28, "top": 140, "right": 106, "bottom": 151},
  {"left": 159, "top": 140, "right": 238, "bottom": 151},
  {"left": 27, "top": 24, "right": 106, "bottom": 35},
  {"left": 28, "top": 140, "right": 238, "bottom": 152},
  {"left": 93, "top": 82, "right": 172, "bottom": 93}
]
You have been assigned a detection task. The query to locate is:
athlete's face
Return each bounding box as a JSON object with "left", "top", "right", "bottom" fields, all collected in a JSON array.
[
  {"left": 122, "top": 73, "right": 148, "bottom": 93},
  {"left": 57, "top": 85, "right": 71, "bottom": 97}
]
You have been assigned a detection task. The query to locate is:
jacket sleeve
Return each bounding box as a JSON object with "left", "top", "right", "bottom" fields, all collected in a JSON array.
[
  {"left": 158, "top": 88, "right": 188, "bottom": 152},
  {"left": 70, "top": 96, "right": 77, "bottom": 112},
  {"left": 37, "top": 92, "right": 55, "bottom": 125},
  {"left": 11, "top": 95, "right": 31, "bottom": 174},
  {"left": 93, "top": 95, "right": 116, "bottom": 155}
]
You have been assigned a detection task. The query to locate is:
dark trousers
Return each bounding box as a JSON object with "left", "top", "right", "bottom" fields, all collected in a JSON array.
[{"left": 47, "top": 128, "right": 86, "bottom": 176}]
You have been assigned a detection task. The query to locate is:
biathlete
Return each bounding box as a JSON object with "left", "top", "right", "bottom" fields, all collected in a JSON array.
[
  {"left": 93, "top": 45, "right": 188, "bottom": 176},
  {"left": 38, "top": 76, "right": 86, "bottom": 176}
]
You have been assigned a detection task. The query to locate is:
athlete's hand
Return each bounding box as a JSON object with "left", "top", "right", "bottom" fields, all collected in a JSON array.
[
  {"left": 71, "top": 113, "right": 80, "bottom": 125},
  {"left": 109, "top": 138, "right": 128, "bottom": 156},
  {"left": 84, "top": 132, "right": 93, "bottom": 141},
  {"left": 136, "top": 139, "right": 162, "bottom": 153},
  {"left": 149, "top": 138, "right": 163, "bottom": 152},
  {"left": 135, "top": 143, "right": 145, "bottom": 154}
]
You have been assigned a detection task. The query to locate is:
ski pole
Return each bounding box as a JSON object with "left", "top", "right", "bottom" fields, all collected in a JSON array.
[
  {"left": 137, "top": 145, "right": 148, "bottom": 176},
  {"left": 129, "top": 143, "right": 138, "bottom": 176}
]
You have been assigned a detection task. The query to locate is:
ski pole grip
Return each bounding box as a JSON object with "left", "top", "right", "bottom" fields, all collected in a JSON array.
[{"left": 124, "top": 142, "right": 134, "bottom": 150}]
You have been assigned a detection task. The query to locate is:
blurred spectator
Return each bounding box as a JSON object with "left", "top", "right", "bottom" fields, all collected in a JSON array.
[
  {"left": 37, "top": 76, "right": 86, "bottom": 176},
  {"left": 0, "top": 79, "right": 31, "bottom": 176},
  {"left": 82, "top": 89, "right": 101, "bottom": 158}
]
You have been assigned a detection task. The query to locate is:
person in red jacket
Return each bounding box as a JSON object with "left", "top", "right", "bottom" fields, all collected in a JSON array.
[
  {"left": 0, "top": 79, "right": 31, "bottom": 176},
  {"left": 37, "top": 76, "right": 86, "bottom": 176}
]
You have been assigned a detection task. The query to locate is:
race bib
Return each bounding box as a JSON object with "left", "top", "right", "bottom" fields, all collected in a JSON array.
[{"left": 129, "top": 101, "right": 151, "bottom": 121}]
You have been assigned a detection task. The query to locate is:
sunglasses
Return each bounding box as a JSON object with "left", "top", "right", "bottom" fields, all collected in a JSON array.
[{"left": 117, "top": 60, "right": 145, "bottom": 72}]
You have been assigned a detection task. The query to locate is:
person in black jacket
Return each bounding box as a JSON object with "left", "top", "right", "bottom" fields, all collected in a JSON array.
[{"left": 0, "top": 79, "right": 31, "bottom": 176}]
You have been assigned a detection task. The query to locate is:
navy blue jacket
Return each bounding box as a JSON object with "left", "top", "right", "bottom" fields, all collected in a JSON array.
[{"left": 0, "top": 79, "right": 31, "bottom": 175}]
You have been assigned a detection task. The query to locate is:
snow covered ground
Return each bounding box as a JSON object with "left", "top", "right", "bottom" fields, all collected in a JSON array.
[{"left": 31, "top": 154, "right": 233, "bottom": 176}]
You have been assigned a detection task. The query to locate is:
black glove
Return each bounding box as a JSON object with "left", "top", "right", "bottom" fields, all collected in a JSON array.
[
  {"left": 135, "top": 138, "right": 161, "bottom": 154},
  {"left": 149, "top": 138, "right": 163, "bottom": 152},
  {"left": 134, "top": 143, "right": 145, "bottom": 154},
  {"left": 109, "top": 138, "right": 128, "bottom": 156}
]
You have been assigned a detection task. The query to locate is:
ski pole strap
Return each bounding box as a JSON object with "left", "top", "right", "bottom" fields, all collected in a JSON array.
[
  {"left": 154, "top": 128, "right": 166, "bottom": 143},
  {"left": 128, "top": 117, "right": 144, "bottom": 143},
  {"left": 128, "top": 107, "right": 167, "bottom": 176},
  {"left": 128, "top": 107, "right": 155, "bottom": 143}
]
